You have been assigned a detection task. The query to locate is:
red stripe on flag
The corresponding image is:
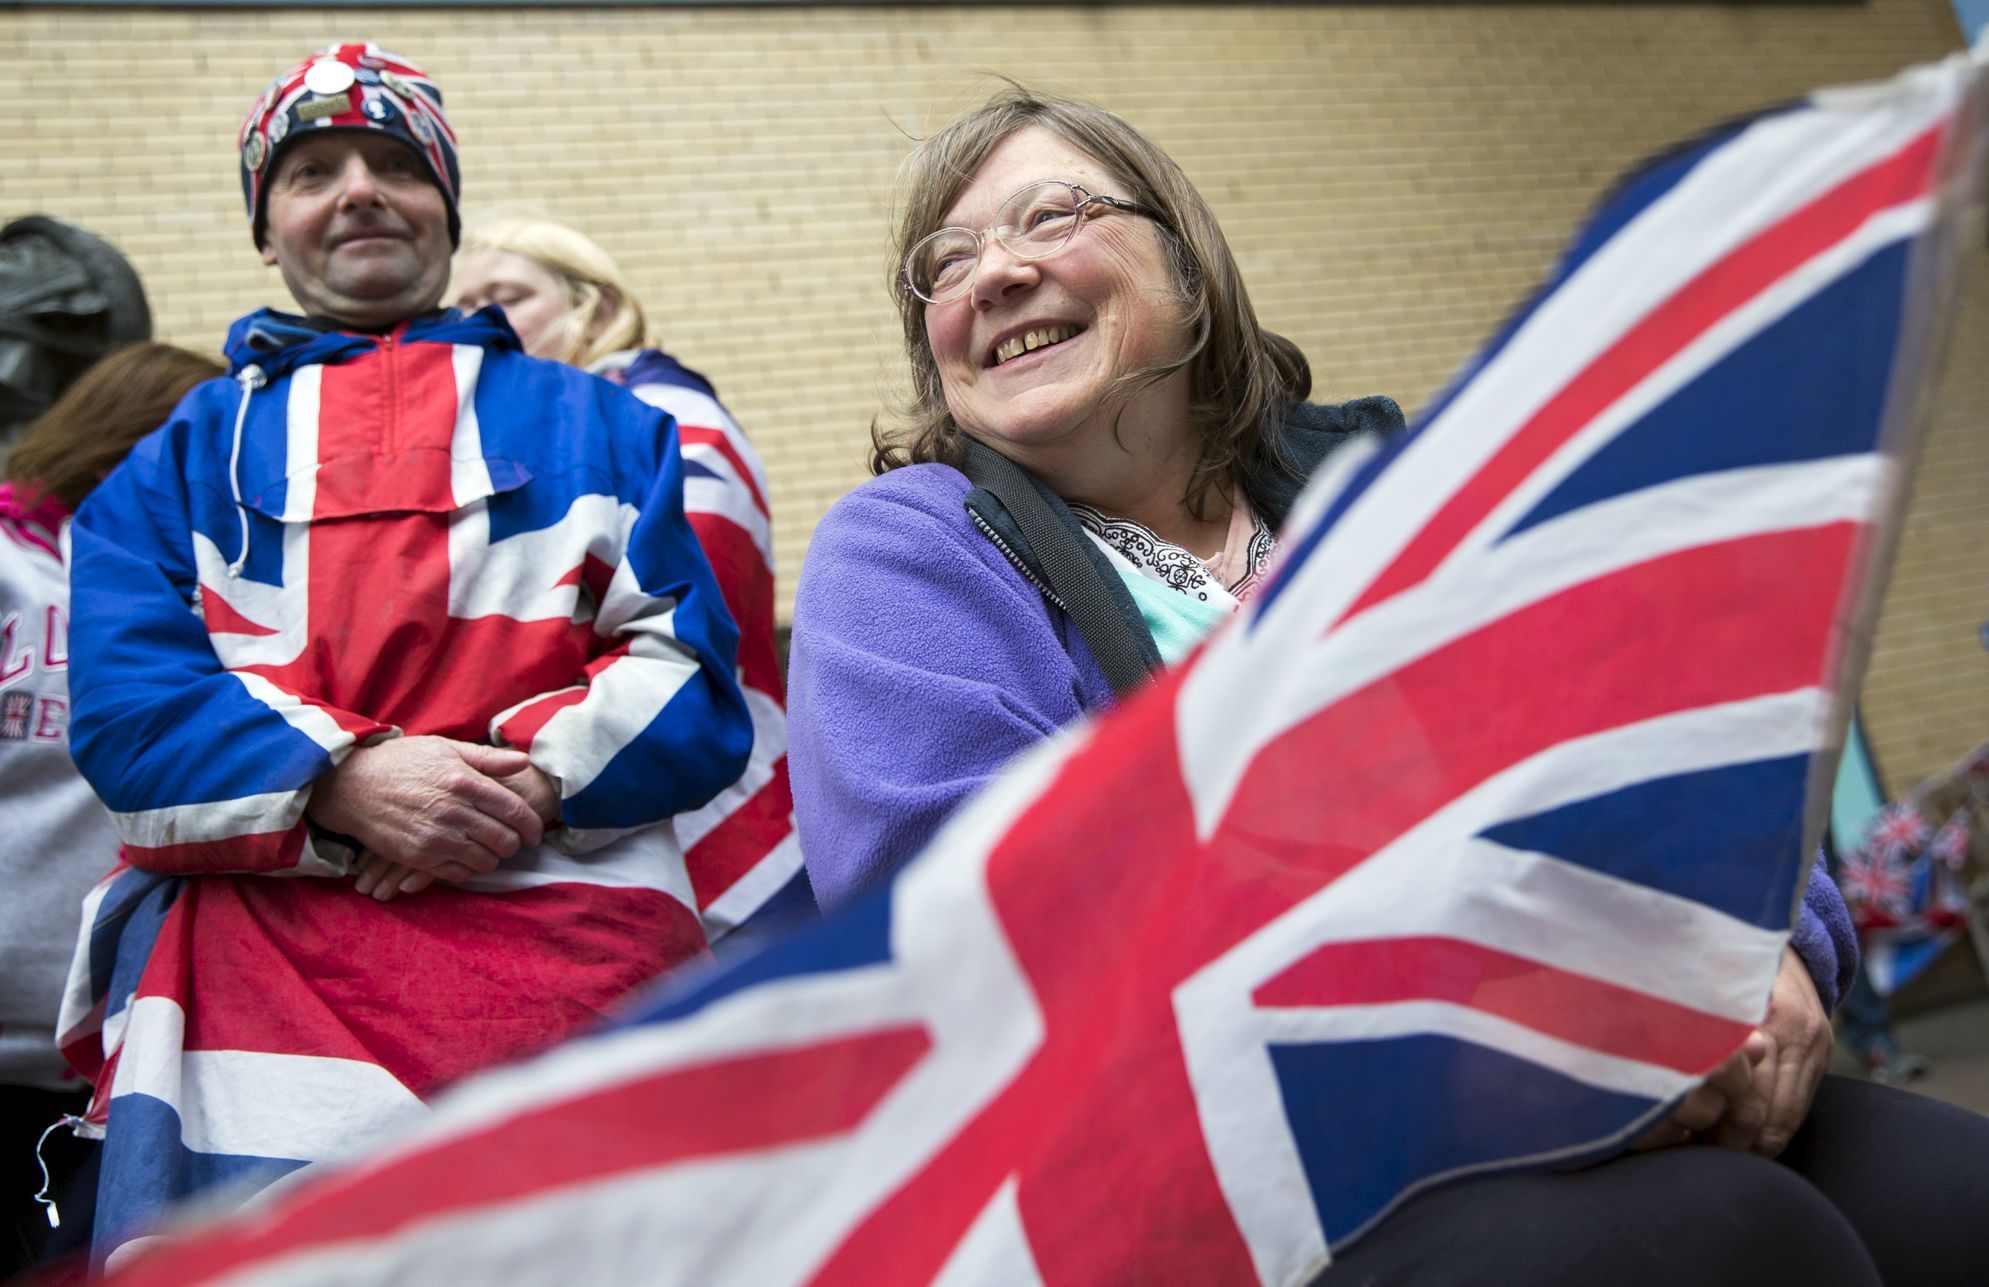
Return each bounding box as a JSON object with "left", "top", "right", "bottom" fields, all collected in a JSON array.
[
  {"left": 1345, "top": 125, "right": 1941, "bottom": 621},
  {"left": 1254, "top": 936, "right": 1752, "bottom": 1074},
  {"left": 59, "top": 1007, "right": 109, "bottom": 1090},
  {"left": 284, "top": 340, "right": 599, "bottom": 739},
  {"left": 123, "top": 822, "right": 306, "bottom": 876},
  {"left": 163, "top": 877, "right": 702, "bottom": 1094},
  {"left": 494, "top": 686, "right": 587, "bottom": 751},
  {"left": 314, "top": 338, "right": 459, "bottom": 514},
  {"left": 1223, "top": 523, "right": 1859, "bottom": 888},
  {"left": 816, "top": 673, "right": 1264, "bottom": 1286},
  {"left": 686, "top": 763, "right": 796, "bottom": 908},
  {"left": 551, "top": 553, "right": 617, "bottom": 608},
  {"left": 112, "top": 1027, "right": 932, "bottom": 1285},
  {"left": 687, "top": 511, "right": 783, "bottom": 698},
  {"left": 680, "top": 424, "right": 769, "bottom": 517},
  {"left": 196, "top": 585, "right": 279, "bottom": 636}
]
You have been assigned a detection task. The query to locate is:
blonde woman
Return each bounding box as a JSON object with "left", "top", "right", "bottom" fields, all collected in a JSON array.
[{"left": 456, "top": 220, "right": 808, "bottom": 943}]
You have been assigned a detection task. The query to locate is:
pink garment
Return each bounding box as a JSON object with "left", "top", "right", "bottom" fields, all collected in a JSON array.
[
  {"left": 1202, "top": 490, "right": 1276, "bottom": 602},
  {"left": 0, "top": 481, "right": 70, "bottom": 551}
]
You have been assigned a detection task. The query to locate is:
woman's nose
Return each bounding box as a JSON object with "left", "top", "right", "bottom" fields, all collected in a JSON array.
[{"left": 969, "top": 240, "right": 1039, "bottom": 309}]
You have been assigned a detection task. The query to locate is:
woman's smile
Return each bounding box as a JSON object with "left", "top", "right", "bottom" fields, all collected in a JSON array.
[{"left": 989, "top": 323, "right": 1085, "bottom": 368}]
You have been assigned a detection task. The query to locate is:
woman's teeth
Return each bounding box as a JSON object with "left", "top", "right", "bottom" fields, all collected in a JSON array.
[{"left": 994, "top": 324, "right": 1081, "bottom": 366}]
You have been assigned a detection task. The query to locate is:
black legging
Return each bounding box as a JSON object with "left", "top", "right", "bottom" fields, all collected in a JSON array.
[{"left": 1319, "top": 1076, "right": 1989, "bottom": 1286}]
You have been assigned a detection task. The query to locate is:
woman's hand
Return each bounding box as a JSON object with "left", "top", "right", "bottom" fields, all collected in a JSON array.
[
  {"left": 1715, "top": 946, "right": 1833, "bottom": 1157},
  {"left": 1630, "top": 1032, "right": 1769, "bottom": 1151}
]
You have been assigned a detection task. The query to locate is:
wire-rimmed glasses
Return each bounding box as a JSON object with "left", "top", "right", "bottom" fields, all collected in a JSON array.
[{"left": 903, "top": 179, "right": 1164, "bottom": 305}]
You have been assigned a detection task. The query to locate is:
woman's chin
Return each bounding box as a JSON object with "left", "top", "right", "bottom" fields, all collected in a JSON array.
[{"left": 965, "top": 411, "right": 1095, "bottom": 459}]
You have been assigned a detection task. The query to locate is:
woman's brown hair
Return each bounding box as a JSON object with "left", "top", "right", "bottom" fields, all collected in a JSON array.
[
  {"left": 875, "top": 86, "right": 1312, "bottom": 519},
  {"left": 4, "top": 342, "right": 224, "bottom": 510}
]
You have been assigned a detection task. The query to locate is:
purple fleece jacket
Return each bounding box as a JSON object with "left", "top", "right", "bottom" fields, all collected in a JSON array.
[{"left": 787, "top": 462, "right": 1858, "bottom": 1009}]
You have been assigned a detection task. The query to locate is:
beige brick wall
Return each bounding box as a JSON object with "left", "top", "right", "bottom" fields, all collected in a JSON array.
[{"left": 4, "top": 0, "right": 1981, "bottom": 786}]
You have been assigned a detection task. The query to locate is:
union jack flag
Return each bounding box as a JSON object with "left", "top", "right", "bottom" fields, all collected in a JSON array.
[
  {"left": 0, "top": 690, "right": 30, "bottom": 740},
  {"left": 1838, "top": 842, "right": 1915, "bottom": 924},
  {"left": 102, "top": 48, "right": 1985, "bottom": 1287},
  {"left": 1841, "top": 749, "right": 1986, "bottom": 990},
  {"left": 1930, "top": 816, "right": 1970, "bottom": 868},
  {"left": 597, "top": 349, "right": 813, "bottom": 943},
  {"left": 1865, "top": 799, "right": 1934, "bottom": 859}
]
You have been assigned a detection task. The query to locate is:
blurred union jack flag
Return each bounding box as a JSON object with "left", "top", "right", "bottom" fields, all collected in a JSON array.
[{"left": 106, "top": 48, "right": 1985, "bottom": 1287}]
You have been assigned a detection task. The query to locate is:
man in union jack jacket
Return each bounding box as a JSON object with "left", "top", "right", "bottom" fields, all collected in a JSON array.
[{"left": 58, "top": 44, "right": 750, "bottom": 1260}]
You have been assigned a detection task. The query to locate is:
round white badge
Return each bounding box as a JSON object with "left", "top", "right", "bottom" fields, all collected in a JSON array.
[
  {"left": 303, "top": 59, "right": 356, "bottom": 96},
  {"left": 266, "top": 110, "right": 290, "bottom": 145}
]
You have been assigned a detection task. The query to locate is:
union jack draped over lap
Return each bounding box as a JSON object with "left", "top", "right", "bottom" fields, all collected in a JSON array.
[{"left": 106, "top": 48, "right": 1986, "bottom": 1287}]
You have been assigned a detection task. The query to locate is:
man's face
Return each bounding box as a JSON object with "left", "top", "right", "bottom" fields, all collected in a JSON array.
[{"left": 259, "top": 132, "right": 451, "bottom": 329}]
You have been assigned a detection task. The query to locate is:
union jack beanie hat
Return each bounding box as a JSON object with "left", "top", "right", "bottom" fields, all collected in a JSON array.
[{"left": 238, "top": 43, "right": 462, "bottom": 250}]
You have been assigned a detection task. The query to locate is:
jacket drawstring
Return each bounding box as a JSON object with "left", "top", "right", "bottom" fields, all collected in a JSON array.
[
  {"left": 226, "top": 364, "right": 266, "bottom": 578},
  {"left": 32, "top": 1114, "right": 83, "bottom": 1228}
]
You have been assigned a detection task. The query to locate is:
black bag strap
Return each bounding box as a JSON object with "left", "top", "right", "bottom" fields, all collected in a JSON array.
[{"left": 959, "top": 438, "right": 1156, "bottom": 700}]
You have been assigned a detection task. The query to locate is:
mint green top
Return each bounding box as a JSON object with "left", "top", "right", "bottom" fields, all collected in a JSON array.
[{"left": 1114, "top": 568, "right": 1232, "bottom": 664}]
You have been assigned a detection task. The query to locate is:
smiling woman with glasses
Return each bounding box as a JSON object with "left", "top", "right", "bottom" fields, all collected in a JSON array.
[{"left": 790, "top": 87, "right": 1403, "bottom": 910}]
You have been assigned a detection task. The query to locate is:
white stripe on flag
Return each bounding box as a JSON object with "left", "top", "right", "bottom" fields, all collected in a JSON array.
[
  {"left": 632, "top": 384, "right": 732, "bottom": 440},
  {"left": 1218, "top": 690, "right": 1824, "bottom": 1020},
  {"left": 524, "top": 623, "right": 698, "bottom": 798},
  {"left": 700, "top": 832, "right": 804, "bottom": 939},
  {"left": 448, "top": 493, "right": 634, "bottom": 623},
  {"left": 278, "top": 366, "right": 321, "bottom": 524},
  {"left": 1179, "top": 452, "right": 1885, "bottom": 841},
  {"left": 113, "top": 784, "right": 309, "bottom": 848},
  {"left": 933, "top": 1176, "right": 1048, "bottom": 1287},
  {"left": 109, "top": 997, "right": 425, "bottom": 1161},
  {"left": 673, "top": 686, "right": 787, "bottom": 850},
  {"left": 683, "top": 475, "right": 774, "bottom": 563},
  {"left": 1255, "top": 1000, "right": 1700, "bottom": 1103},
  {"left": 447, "top": 345, "right": 494, "bottom": 506},
  {"left": 460, "top": 826, "right": 697, "bottom": 907},
  {"left": 232, "top": 670, "right": 368, "bottom": 763},
  {"left": 196, "top": 1135, "right": 859, "bottom": 1287}
]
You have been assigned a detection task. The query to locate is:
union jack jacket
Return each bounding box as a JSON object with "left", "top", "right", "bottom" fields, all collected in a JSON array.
[{"left": 59, "top": 305, "right": 750, "bottom": 1256}]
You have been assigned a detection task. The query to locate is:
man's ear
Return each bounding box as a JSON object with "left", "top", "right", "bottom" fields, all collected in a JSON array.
[{"left": 260, "top": 239, "right": 280, "bottom": 268}]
